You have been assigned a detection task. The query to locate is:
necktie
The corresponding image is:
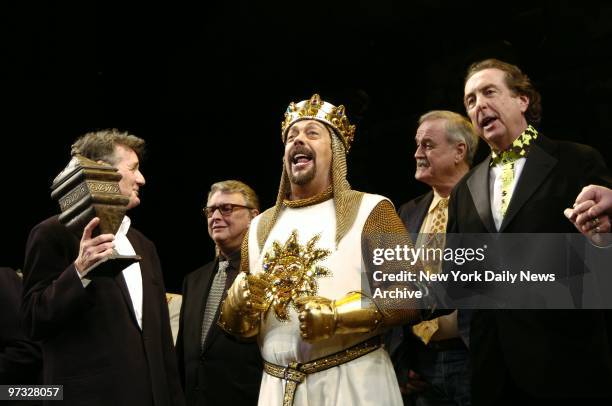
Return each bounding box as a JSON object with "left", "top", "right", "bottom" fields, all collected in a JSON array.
[
  {"left": 499, "top": 158, "right": 516, "bottom": 218},
  {"left": 201, "top": 260, "right": 229, "bottom": 351},
  {"left": 423, "top": 197, "right": 448, "bottom": 273},
  {"left": 412, "top": 197, "right": 449, "bottom": 344},
  {"left": 430, "top": 197, "right": 449, "bottom": 233},
  {"left": 490, "top": 125, "right": 539, "bottom": 219}
]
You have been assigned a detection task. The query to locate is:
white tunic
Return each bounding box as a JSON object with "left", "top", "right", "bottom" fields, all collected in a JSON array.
[{"left": 249, "top": 194, "right": 403, "bottom": 406}]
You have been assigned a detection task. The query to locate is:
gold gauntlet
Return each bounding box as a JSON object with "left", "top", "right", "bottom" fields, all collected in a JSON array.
[
  {"left": 295, "top": 292, "right": 382, "bottom": 342},
  {"left": 217, "top": 272, "right": 271, "bottom": 338}
]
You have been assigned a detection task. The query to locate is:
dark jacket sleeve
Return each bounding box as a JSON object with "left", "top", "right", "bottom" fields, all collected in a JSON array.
[
  {"left": 21, "top": 218, "right": 92, "bottom": 341},
  {"left": 175, "top": 275, "right": 189, "bottom": 390},
  {"left": 0, "top": 268, "right": 41, "bottom": 384}
]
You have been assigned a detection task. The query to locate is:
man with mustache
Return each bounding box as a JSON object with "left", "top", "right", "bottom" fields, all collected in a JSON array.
[
  {"left": 22, "top": 129, "right": 184, "bottom": 406},
  {"left": 217, "top": 94, "right": 436, "bottom": 406},
  {"left": 392, "top": 111, "right": 477, "bottom": 405},
  {"left": 448, "top": 59, "right": 612, "bottom": 405}
]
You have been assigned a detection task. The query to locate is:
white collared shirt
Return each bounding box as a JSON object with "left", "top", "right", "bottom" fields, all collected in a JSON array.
[
  {"left": 75, "top": 216, "right": 143, "bottom": 330},
  {"left": 489, "top": 157, "right": 526, "bottom": 230},
  {"left": 114, "top": 216, "right": 143, "bottom": 330}
]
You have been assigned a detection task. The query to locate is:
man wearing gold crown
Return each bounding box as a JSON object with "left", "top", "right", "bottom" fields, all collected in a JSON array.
[{"left": 217, "top": 94, "right": 434, "bottom": 406}]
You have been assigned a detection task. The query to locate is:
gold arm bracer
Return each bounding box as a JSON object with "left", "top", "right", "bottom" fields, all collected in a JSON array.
[
  {"left": 334, "top": 291, "right": 383, "bottom": 334},
  {"left": 296, "top": 291, "right": 383, "bottom": 341}
]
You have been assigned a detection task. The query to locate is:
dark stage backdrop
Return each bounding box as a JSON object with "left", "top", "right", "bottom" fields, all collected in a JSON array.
[{"left": 2, "top": 1, "right": 611, "bottom": 292}]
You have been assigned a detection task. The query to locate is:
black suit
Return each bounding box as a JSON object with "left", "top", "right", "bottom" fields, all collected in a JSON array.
[
  {"left": 398, "top": 191, "right": 434, "bottom": 243},
  {"left": 22, "top": 216, "right": 185, "bottom": 406},
  {"left": 176, "top": 257, "right": 262, "bottom": 406},
  {"left": 447, "top": 134, "right": 612, "bottom": 404},
  {"left": 392, "top": 193, "right": 435, "bottom": 405},
  {"left": 396, "top": 191, "right": 471, "bottom": 406},
  {"left": 0, "top": 267, "right": 41, "bottom": 385}
]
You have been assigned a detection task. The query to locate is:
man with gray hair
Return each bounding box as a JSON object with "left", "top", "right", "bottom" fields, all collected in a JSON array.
[
  {"left": 400, "top": 110, "right": 477, "bottom": 242},
  {"left": 22, "top": 129, "right": 185, "bottom": 406},
  {"left": 176, "top": 180, "right": 262, "bottom": 406},
  {"left": 393, "top": 111, "right": 477, "bottom": 406}
]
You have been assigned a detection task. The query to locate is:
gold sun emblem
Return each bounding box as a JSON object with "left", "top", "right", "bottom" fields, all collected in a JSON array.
[{"left": 262, "top": 230, "right": 331, "bottom": 321}]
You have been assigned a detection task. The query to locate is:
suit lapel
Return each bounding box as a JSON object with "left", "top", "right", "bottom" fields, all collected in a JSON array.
[
  {"left": 409, "top": 192, "right": 433, "bottom": 239},
  {"left": 499, "top": 139, "right": 557, "bottom": 232},
  {"left": 467, "top": 156, "right": 497, "bottom": 233},
  {"left": 114, "top": 273, "right": 140, "bottom": 327},
  {"left": 199, "top": 260, "right": 218, "bottom": 354},
  {"left": 114, "top": 232, "right": 144, "bottom": 330},
  {"left": 137, "top": 239, "right": 161, "bottom": 337}
]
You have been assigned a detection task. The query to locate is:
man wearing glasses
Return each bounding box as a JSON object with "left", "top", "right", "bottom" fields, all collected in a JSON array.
[{"left": 176, "top": 180, "right": 262, "bottom": 406}]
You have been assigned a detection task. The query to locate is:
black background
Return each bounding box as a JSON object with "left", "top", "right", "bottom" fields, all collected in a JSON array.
[{"left": 2, "top": 1, "right": 611, "bottom": 292}]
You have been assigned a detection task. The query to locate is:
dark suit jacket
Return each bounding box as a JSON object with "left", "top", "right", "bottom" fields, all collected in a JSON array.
[
  {"left": 21, "top": 216, "right": 185, "bottom": 406},
  {"left": 391, "top": 193, "right": 435, "bottom": 403},
  {"left": 0, "top": 267, "right": 41, "bottom": 385},
  {"left": 176, "top": 258, "right": 262, "bottom": 406},
  {"left": 395, "top": 192, "right": 469, "bottom": 394},
  {"left": 447, "top": 134, "right": 612, "bottom": 403},
  {"left": 398, "top": 191, "right": 434, "bottom": 243}
]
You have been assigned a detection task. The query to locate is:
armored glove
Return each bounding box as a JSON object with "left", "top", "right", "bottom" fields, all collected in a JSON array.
[
  {"left": 217, "top": 271, "right": 272, "bottom": 338},
  {"left": 295, "top": 291, "right": 382, "bottom": 342}
]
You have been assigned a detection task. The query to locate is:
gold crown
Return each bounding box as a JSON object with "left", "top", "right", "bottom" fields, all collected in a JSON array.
[{"left": 281, "top": 94, "right": 356, "bottom": 152}]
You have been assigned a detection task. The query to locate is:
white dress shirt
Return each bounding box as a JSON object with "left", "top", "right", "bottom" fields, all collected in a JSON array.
[
  {"left": 114, "top": 216, "right": 143, "bottom": 330},
  {"left": 489, "top": 157, "right": 526, "bottom": 230},
  {"left": 75, "top": 216, "right": 143, "bottom": 329}
]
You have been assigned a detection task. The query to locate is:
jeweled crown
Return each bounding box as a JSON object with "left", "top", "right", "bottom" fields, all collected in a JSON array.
[{"left": 281, "top": 94, "right": 356, "bottom": 152}]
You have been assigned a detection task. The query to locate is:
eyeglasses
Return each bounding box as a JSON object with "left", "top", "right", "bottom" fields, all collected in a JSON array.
[{"left": 204, "top": 203, "right": 253, "bottom": 218}]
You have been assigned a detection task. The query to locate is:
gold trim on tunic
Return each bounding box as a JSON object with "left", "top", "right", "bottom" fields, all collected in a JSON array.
[{"left": 263, "top": 336, "right": 382, "bottom": 406}]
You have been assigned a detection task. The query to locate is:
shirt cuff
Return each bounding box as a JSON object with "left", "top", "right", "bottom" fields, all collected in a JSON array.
[{"left": 74, "top": 265, "right": 92, "bottom": 288}]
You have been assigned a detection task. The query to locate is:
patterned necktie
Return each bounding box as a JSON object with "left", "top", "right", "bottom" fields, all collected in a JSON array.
[
  {"left": 431, "top": 197, "right": 448, "bottom": 232},
  {"left": 201, "top": 260, "right": 229, "bottom": 351},
  {"left": 490, "top": 125, "right": 539, "bottom": 218},
  {"left": 424, "top": 197, "right": 449, "bottom": 272},
  {"left": 499, "top": 160, "right": 515, "bottom": 217},
  {"left": 412, "top": 197, "right": 449, "bottom": 345}
]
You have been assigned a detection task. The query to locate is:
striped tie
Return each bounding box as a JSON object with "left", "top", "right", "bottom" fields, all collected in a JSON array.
[{"left": 201, "top": 260, "right": 229, "bottom": 351}]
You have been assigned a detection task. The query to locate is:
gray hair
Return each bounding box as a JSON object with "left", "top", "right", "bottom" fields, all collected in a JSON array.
[
  {"left": 419, "top": 110, "right": 478, "bottom": 165},
  {"left": 207, "top": 180, "right": 260, "bottom": 211},
  {"left": 71, "top": 128, "right": 145, "bottom": 164}
]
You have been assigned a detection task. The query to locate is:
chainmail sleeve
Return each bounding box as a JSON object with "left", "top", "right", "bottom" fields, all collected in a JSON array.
[
  {"left": 361, "top": 200, "right": 437, "bottom": 327},
  {"left": 239, "top": 230, "right": 250, "bottom": 273}
]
